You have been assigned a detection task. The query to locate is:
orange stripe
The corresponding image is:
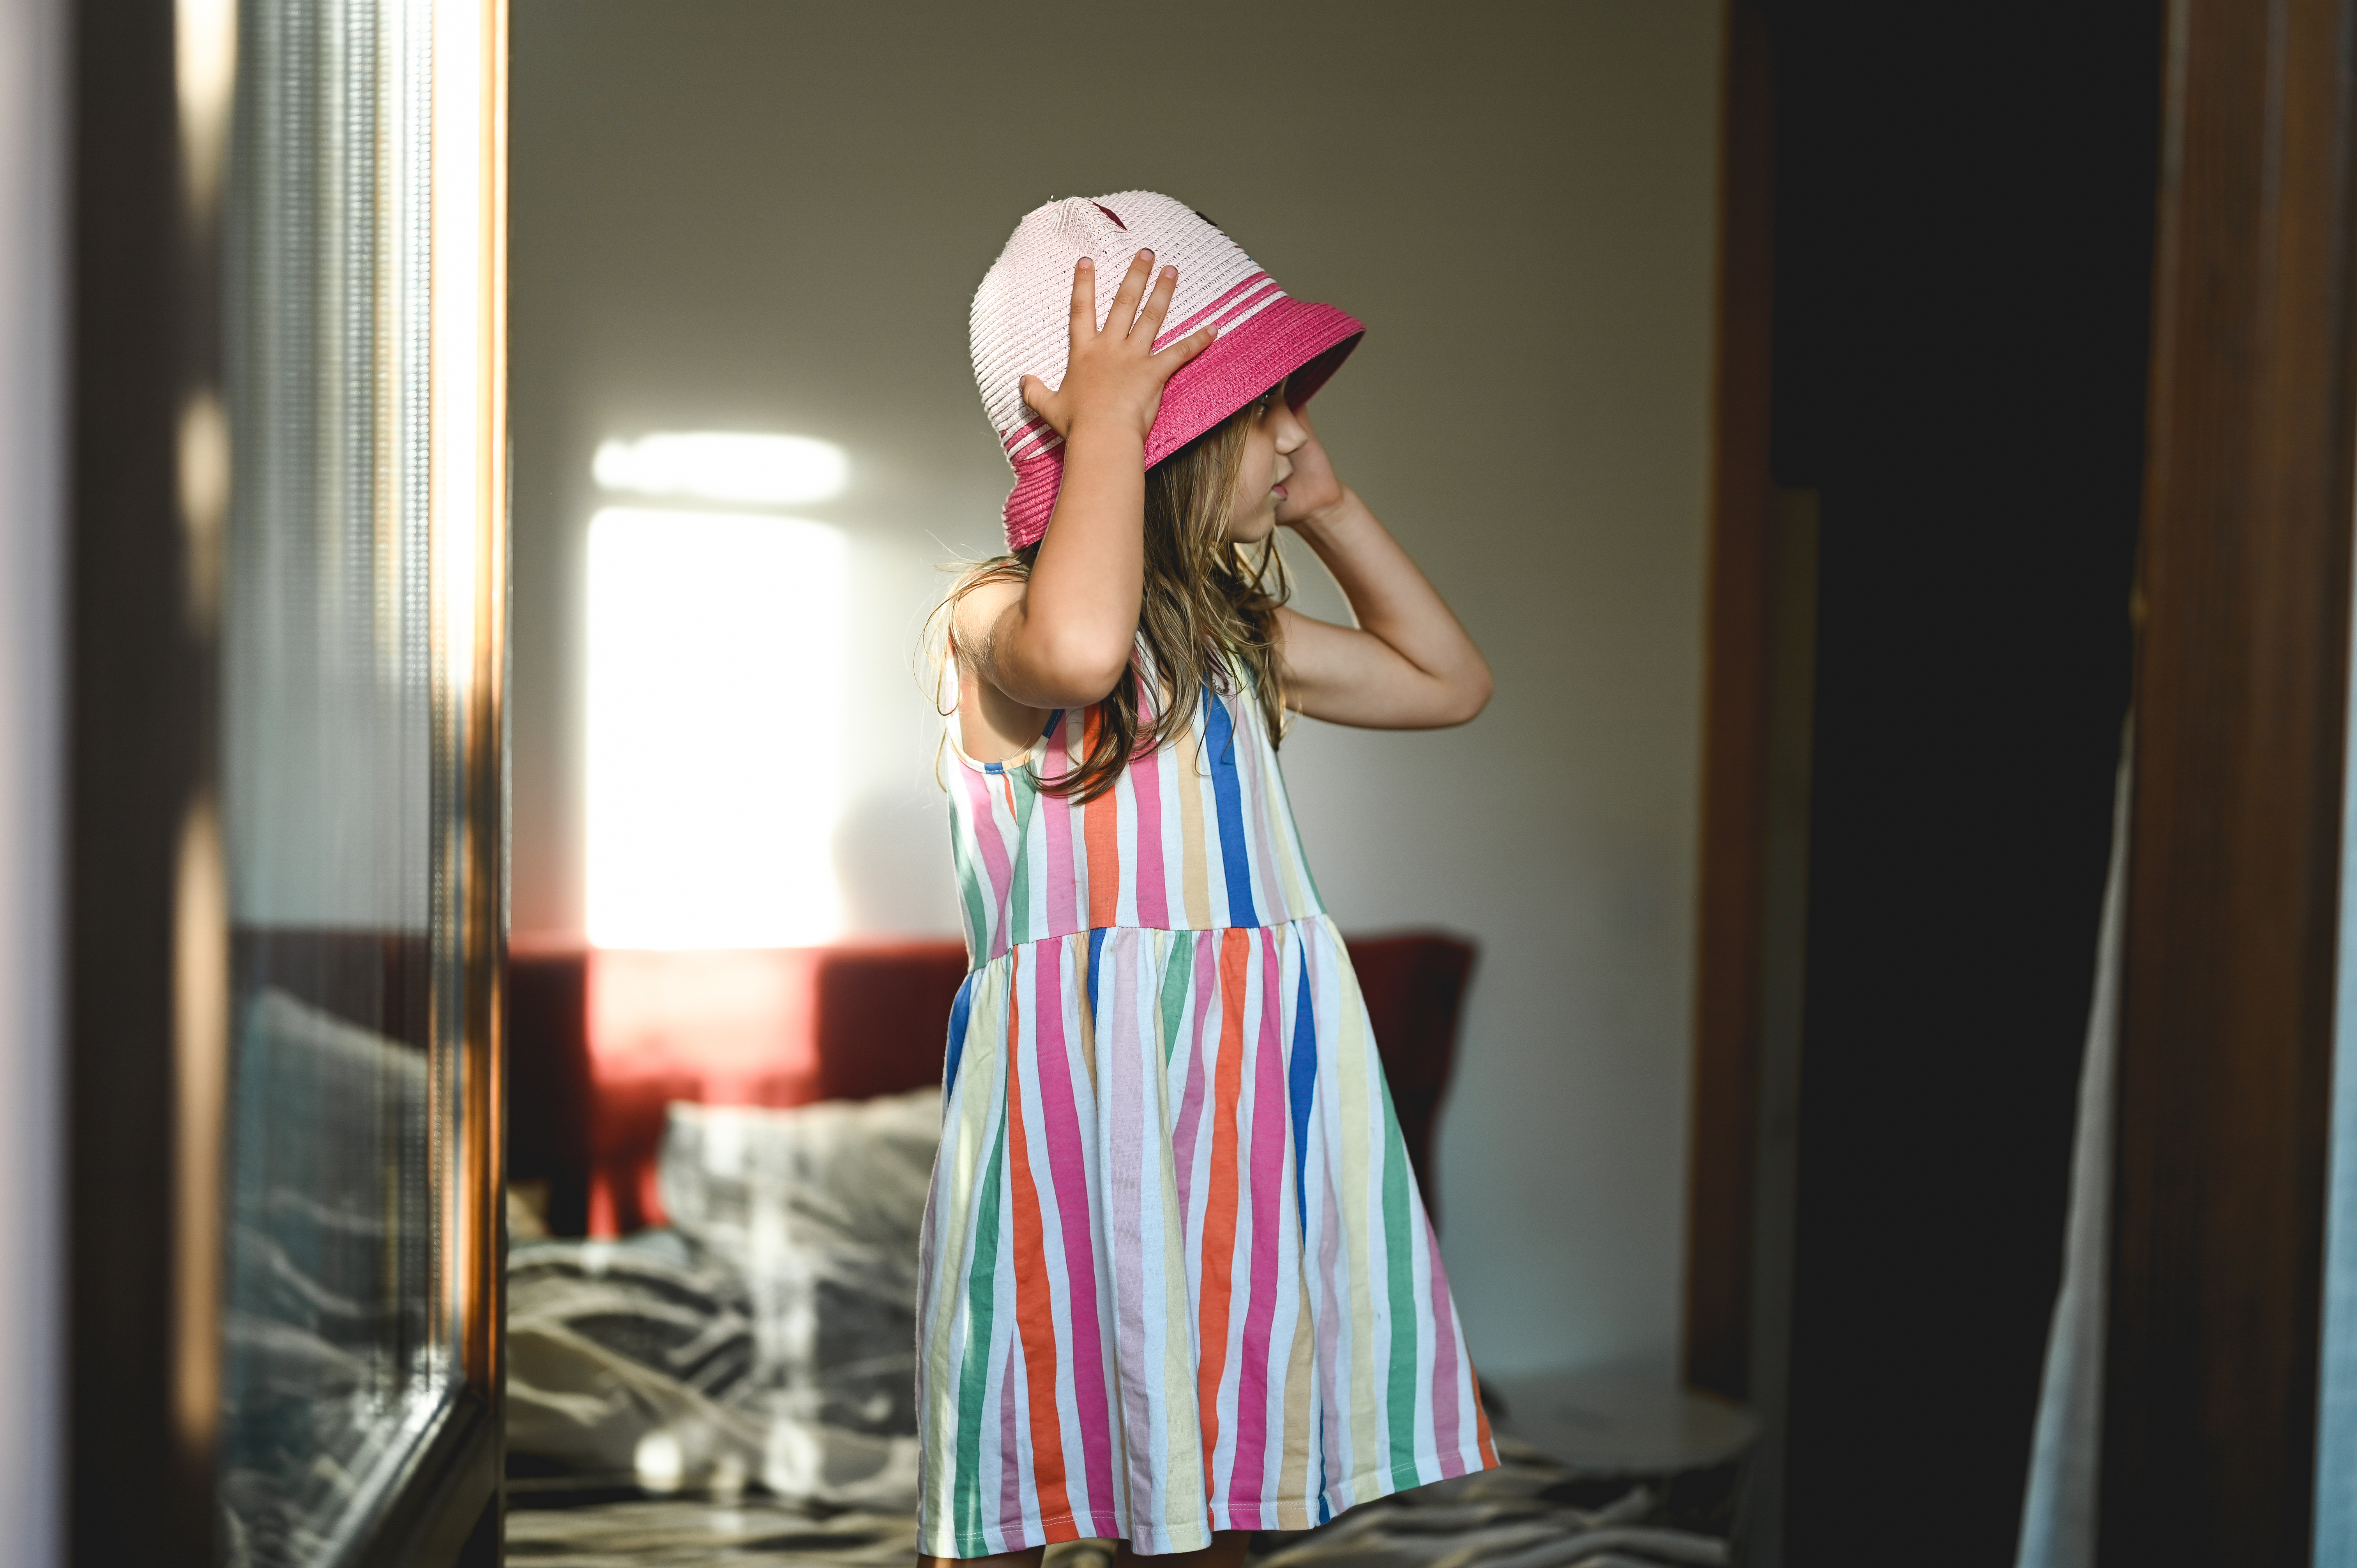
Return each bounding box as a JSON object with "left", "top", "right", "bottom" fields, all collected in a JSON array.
[
  {"left": 1195, "top": 929, "right": 1252, "bottom": 1488},
  {"left": 1474, "top": 1388, "right": 1500, "bottom": 1466},
  {"left": 1083, "top": 706, "right": 1122, "bottom": 929},
  {"left": 1003, "top": 978, "right": 1076, "bottom": 1530}
]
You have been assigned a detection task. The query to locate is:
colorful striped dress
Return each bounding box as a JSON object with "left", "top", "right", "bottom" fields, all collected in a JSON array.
[{"left": 917, "top": 680, "right": 1497, "bottom": 1558}]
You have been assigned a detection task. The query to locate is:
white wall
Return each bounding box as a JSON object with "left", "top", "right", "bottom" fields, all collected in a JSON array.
[
  {"left": 0, "top": 0, "right": 65, "bottom": 1556},
  {"left": 511, "top": 0, "right": 1721, "bottom": 1377}
]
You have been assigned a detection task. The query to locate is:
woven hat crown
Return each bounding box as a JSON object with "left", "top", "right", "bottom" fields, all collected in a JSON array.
[{"left": 969, "top": 192, "right": 1364, "bottom": 550}]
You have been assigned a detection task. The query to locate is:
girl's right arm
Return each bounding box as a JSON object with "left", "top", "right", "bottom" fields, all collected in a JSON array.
[{"left": 955, "top": 251, "right": 1213, "bottom": 760}]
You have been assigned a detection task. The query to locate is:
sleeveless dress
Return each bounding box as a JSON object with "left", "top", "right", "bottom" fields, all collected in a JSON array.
[{"left": 916, "top": 682, "right": 1497, "bottom": 1558}]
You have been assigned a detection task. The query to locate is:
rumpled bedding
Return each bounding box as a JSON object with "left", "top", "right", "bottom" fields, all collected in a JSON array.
[
  {"left": 506, "top": 1436, "right": 1732, "bottom": 1566},
  {"left": 504, "top": 1085, "right": 1734, "bottom": 1565},
  {"left": 506, "top": 1089, "right": 940, "bottom": 1509},
  {"left": 1244, "top": 1438, "right": 1732, "bottom": 1568}
]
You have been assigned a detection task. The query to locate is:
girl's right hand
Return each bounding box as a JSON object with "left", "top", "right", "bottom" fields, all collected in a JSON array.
[
  {"left": 1019, "top": 252, "right": 1215, "bottom": 443},
  {"left": 974, "top": 253, "right": 1212, "bottom": 721}
]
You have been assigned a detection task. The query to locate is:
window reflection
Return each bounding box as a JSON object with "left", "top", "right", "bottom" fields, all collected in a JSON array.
[{"left": 213, "top": 0, "right": 464, "bottom": 1559}]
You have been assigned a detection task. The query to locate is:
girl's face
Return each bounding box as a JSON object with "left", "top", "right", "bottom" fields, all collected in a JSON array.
[{"left": 1225, "top": 387, "right": 1308, "bottom": 543}]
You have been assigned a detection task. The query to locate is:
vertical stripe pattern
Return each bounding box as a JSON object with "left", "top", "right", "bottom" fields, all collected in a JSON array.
[{"left": 921, "top": 686, "right": 1495, "bottom": 1557}]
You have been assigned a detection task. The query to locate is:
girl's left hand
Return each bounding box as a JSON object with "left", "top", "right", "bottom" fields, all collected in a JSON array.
[{"left": 1274, "top": 402, "right": 1346, "bottom": 526}]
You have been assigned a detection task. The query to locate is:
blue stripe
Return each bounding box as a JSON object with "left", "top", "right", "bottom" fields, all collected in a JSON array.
[
  {"left": 1086, "top": 926, "right": 1107, "bottom": 1031},
  {"left": 1288, "top": 950, "right": 1318, "bottom": 1241},
  {"left": 1205, "top": 689, "right": 1258, "bottom": 927},
  {"left": 944, "top": 971, "right": 978, "bottom": 1097}
]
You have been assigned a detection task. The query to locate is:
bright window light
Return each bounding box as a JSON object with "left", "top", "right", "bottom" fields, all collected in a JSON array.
[
  {"left": 593, "top": 431, "right": 848, "bottom": 507},
  {"left": 586, "top": 509, "right": 847, "bottom": 948}
]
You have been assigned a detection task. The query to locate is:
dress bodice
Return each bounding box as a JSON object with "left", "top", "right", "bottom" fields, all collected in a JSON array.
[{"left": 945, "top": 683, "right": 1326, "bottom": 970}]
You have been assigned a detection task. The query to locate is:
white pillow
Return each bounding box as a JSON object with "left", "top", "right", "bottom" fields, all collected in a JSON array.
[{"left": 659, "top": 1088, "right": 942, "bottom": 1508}]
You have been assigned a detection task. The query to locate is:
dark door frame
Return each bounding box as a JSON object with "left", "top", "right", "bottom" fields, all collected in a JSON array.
[{"left": 2099, "top": 0, "right": 2357, "bottom": 1557}]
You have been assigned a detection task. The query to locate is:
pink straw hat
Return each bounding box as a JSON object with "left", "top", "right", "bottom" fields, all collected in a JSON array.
[{"left": 970, "top": 192, "right": 1364, "bottom": 551}]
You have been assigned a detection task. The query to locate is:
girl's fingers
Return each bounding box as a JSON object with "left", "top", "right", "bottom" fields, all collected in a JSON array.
[
  {"left": 1150, "top": 325, "right": 1217, "bottom": 382},
  {"left": 1136, "top": 265, "right": 1180, "bottom": 341},
  {"left": 1019, "top": 373, "right": 1061, "bottom": 427},
  {"left": 1067, "top": 257, "right": 1095, "bottom": 337},
  {"left": 1107, "top": 249, "right": 1156, "bottom": 336}
]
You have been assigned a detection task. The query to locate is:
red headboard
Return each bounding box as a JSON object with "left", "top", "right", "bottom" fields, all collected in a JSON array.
[{"left": 509, "top": 932, "right": 1475, "bottom": 1236}]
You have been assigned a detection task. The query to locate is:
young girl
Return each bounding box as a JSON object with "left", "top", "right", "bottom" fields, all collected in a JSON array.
[{"left": 919, "top": 193, "right": 1497, "bottom": 1568}]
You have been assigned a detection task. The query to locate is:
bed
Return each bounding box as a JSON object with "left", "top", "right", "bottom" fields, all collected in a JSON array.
[{"left": 502, "top": 934, "right": 1737, "bottom": 1566}]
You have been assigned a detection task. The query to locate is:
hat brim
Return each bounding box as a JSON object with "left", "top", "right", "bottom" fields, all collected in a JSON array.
[{"left": 1002, "top": 298, "right": 1365, "bottom": 549}]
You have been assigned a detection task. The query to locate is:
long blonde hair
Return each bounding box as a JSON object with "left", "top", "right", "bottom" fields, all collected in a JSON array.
[{"left": 931, "top": 388, "right": 1292, "bottom": 803}]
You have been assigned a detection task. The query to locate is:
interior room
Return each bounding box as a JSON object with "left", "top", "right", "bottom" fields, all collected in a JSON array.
[
  {"left": 13, "top": 2, "right": 2357, "bottom": 1566},
  {"left": 507, "top": 0, "right": 1718, "bottom": 1384},
  {"left": 495, "top": 0, "right": 1733, "bottom": 1555}
]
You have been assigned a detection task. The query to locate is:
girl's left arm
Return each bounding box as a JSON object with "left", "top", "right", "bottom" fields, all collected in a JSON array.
[{"left": 1276, "top": 415, "right": 1493, "bottom": 729}]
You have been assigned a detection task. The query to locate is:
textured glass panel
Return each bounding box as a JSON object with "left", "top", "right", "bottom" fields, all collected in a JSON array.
[{"left": 214, "top": 0, "right": 461, "bottom": 1561}]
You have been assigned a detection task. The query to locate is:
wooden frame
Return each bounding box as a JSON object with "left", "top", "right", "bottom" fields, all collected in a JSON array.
[
  {"left": 2099, "top": 0, "right": 2357, "bottom": 1556},
  {"left": 1690, "top": 5, "right": 2156, "bottom": 1559},
  {"left": 1684, "top": 0, "right": 1779, "bottom": 1406}
]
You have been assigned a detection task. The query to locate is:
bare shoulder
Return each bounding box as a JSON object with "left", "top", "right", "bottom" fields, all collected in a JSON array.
[{"left": 950, "top": 572, "right": 1052, "bottom": 763}]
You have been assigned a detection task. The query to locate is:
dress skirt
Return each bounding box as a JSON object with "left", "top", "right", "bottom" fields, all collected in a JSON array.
[{"left": 914, "top": 914, "right": 1496, "bottom": 1557}]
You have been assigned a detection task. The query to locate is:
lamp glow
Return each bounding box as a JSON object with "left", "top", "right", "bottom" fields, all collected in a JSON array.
[
  {"left": 585, "top": 509, "right": 847, "bottom": 949},
  {"left": 594, "top": 431, "right": 848, "bottom": 507}
]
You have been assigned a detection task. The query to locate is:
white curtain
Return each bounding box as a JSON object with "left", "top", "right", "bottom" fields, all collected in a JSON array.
[{"left": 2014, "top": 728, "right": 2130, "bottom": 1568}]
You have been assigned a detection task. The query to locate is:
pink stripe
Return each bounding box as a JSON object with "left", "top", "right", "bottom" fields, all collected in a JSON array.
[
  {"left": 1004, "top": 415, "right": 1063, "bottom": 454},
  {"left": 1133, "top": 740, "right": 1169, "bottom": 928},
  {"left": 1422, "top": 1217, "right": 1471, "bottom": 1474},
  {"left": 1153, "top": 271, "right": 1274, "bottom": 350},
  {"left": 1007, "top": 427, "right": 1063, "bottom": 463},
  {"left": 1171, "top": 936, "right": 1219, "bottom": 1226},
  {"left": 1228, "top": 932, "right": 1289, "bottom": 1501},
  {"left": 958, "top": 766, "right": 1017, "bottom": 961},
  {"left": 1041, "top": 716, "right": 1080, "bottom": 939},
  {"left": 1033, "top": 945, "right": 1119, "bottom": 1517},
  {"left": 1189, "top": 281, "right": 1285, "bottom": 351},
  {"left": 1004, "top": 453, "right": 1062, "bottom": 550},
  {"left": 1000, "top": 1352, "right": 1024, "bottom": 1534}
]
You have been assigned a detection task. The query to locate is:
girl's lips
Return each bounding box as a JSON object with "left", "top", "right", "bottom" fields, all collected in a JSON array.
[{"left": 1272, "top": 484, "right": 1288, "bottom": 498}]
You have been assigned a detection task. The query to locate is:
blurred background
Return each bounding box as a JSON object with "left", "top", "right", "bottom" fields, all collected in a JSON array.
[
  {"left": 505, "top": 0, "right": 1721, "bottom": 1381},
  {"left": 19, "top": 2, "right": 2357, "bottom": 1565}
]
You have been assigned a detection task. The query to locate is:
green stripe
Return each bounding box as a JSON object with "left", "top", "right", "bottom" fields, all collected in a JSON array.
[
  {"left": 954, "top": 823, "right": 992, "bottom": 961},
  {"left": 1008, "top": 775, "right": 1037, "bottom": 946},
  {"left": 951, "top": 1106, "right": 1009, "bottom": 1543},
  {"left": 1157, "top": 932, "right": 1194, "bottom": 1067},
  {"left": 1378, "top": 1073, "right": 1419, "bottom": 1481}
]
